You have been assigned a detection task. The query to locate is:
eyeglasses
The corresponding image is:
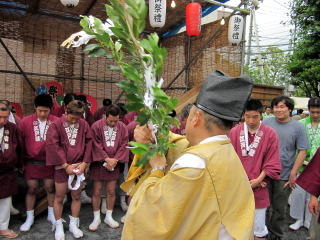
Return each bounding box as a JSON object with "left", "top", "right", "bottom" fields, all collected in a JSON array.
[{"left": 0, "top": 108, "right": 9, "bottom": 111}]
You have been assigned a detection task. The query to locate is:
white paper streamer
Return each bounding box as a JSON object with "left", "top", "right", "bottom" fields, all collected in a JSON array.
[{"left": 68, "top": 173, "right": 85, "bottom": 190}]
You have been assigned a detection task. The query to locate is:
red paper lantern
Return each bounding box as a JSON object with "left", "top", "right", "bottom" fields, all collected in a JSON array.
[{"left": 186, "top": 2, "right": 202, "bottom": 36}]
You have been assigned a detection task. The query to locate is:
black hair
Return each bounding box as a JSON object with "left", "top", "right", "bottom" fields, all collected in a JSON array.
[
  {"left": 244, "top": 99, "right": 264, "bottom": 114},
  {"left": 308, "top": 97, "right": 320, "bottom": 109},
  {"left": 271, "top": 96, "right": 294, "bottom": 112},
  {"left": 34, "top": 94, "right": 54, "bottom": 109},
  {"left": 168, "top": 109, "right": 177, "bottom": 118},
  {"left": 103, "top": 98, "right": 112, "bottom": 107},
  {"left": 76, "top": 95, "right": 87, "bottom": 103},
  {"left": 105, "top": 104, "right": 121, "bottom": 117},
  {"left": 297, "top": 109, "right": 303, "bottom": 115},
  {"left": 265, "top": 106, "right": 271, "bottom": 110},
  {"left": 180, "top": 104, "right": 193, "bottom": 120},
  {"left": 117, "top": 103, "right": 127, "bottom": 116},
  {"left": 0, "top": 100, "right": 9, "bottom": 112},
  {"left": 63, "top": 93, "right": 76, "bottom": 106}
]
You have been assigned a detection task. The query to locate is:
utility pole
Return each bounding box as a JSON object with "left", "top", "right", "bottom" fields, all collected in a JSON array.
[
  {"left": 240, "top": 1, "right": 249, "bottom": 74},
  {"left": 246, "top": 7, "right": 254, "bottom": 65}
]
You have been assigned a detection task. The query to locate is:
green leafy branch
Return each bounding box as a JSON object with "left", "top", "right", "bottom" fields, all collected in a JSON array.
[{"left": 62, "top": 0, "right": 179, "bottom": 166}]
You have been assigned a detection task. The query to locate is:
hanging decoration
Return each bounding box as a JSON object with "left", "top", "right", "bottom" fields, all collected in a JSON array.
[
  {"left": 149, "top": 0, "right": 166, "bottom": 28},
  {"left": 186, "top": 2, "right": 202, "bottom": 36},
  {"left": 228, "top": 15, "right": 244, "bottom": 45},
  {"left": 60, "top": 0, "right": 79, "bottom": 8}
]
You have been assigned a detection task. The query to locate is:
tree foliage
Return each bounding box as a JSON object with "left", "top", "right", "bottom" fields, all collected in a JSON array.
[
  {"left": 287, "top": 0, "right": 320, "bottom": 97},
  {"left": 245, "top": 46, "right": 291, "bottom": 86}
]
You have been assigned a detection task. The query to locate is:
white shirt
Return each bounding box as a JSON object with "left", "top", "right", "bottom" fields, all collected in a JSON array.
[
  {"left": 38, "top": 120, "right": 46, "bottom": 138},
  {"left": 0, "top": 127, "right": 4, "bottom": 150},
  {"left": 170, "top": 135, "right": 234, "bottom": 240}
]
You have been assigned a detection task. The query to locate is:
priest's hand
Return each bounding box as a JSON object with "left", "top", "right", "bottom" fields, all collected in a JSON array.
[
  {"left": 308, "top": 195, "right": 319, "bottom": 216},
  {"left": 149, "top": 154, "right": 166, "bottom": 169},
  {"left": 134, "top": 125, "right": 154, "bottom": 144}
]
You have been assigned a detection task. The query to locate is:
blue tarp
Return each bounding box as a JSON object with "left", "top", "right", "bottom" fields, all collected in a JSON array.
[{"left": 161, "top": 0, "right": 230, "bottom": 39}]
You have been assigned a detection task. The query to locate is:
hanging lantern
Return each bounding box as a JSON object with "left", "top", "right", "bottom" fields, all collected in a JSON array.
[
  {"left": 186, "top": 2, "right": 202, "bottom": 36},
  {"left": 60, "top": 0, "right": 79, "bottom": 8},
  {"left": 186, "top": 2, "right": 201, "bottom": 36},
  {"left": 149, "top": 0, "right": 166, "bottom": 28},
  {"left": 228, "top": 15, "right": 244, "bottom": 45}
]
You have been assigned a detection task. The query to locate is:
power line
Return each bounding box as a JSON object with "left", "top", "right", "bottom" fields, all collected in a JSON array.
[
  {"left": 272, "top": 0, "right": 290, "bottom": 10},
  {"left": 247, "top": 49, "right": 293, "bottom": 55},
  {"left": 248, "top": 43, "right": 290, "bottom": 48}
]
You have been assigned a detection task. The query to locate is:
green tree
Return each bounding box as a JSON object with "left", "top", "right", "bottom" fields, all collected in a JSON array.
[
  {"left": 287, "top": 0, "right": 320, "bottom": 97},
  {"left": 245, "top": 46, "right": 291, "bottom": 86}
]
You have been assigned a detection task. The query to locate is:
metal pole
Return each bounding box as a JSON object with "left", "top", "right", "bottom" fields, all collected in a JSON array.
[
  {"left": 80, "top": 47, "right": 85, "bottom": 93},
  {"left": 185, "top": 36, "right": 191, "bottom": 90},
  {"left": 0, "top": 38, "right": 36, "bottom": 91}
]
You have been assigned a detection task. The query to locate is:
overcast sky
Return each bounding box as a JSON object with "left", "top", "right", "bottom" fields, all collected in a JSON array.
[{"left": 226, "top": 0, "right": 292, "bottom": 52}]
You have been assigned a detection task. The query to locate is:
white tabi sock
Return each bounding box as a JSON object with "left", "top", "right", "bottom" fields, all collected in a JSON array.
[
  {"left": 104, "top": 210, "right": 119, "bottom": 228},
  {"left": 20, "top": 210, "right": 34, "bottom": 232},
  {"left": 55, "top": 219, "right": 65, "bottom": 240},
  {"left": 47, "top": 206, "right": 55, "bottom": 224},
  {"left": 69, "top": 215, "right": 83, "bottom": 238},
  {"left": 89, "top": 210, "right": 101, "bottom": 231}
]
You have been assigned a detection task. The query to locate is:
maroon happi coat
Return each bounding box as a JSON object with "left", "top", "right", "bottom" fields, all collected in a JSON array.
[
  {"left": 122, "top": 111, "right": 138, "bottom": 125},
  {"left": 297, "top": 148, "right": 320, "bottom": 198},
  {"left": 229, "top": 123, "right": 282, "bottom": 208},
  {"left": 51, "top": 105, "right": 65, "bottom": 118},
  {"left": 126, "top": 121, "right": 138, "bottom": 164},
  {"left": 20, "top": 114, "right": 58, "bottom": 179},
  {"left": 90, "top": 119, "right": 129, "bottom": 181},
  {"left": 0, "top": 122, "right": 22, "bottom": 199},
  {"left": 84, "top": 108, "right": 94, "bottom": 126},
  {"left": 46, "top": 116, "right": 93, "bottom": 166},
  {"left": 94, "top": 106, "right": 108, "bottom": 121}
]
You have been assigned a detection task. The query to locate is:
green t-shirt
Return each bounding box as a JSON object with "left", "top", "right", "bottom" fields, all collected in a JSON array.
[
  {"left": 262, "top": 113, "right": 274, "bottom": 119},
  {"left": 300, "top": 116, "right": 320, "bottom": 162}
]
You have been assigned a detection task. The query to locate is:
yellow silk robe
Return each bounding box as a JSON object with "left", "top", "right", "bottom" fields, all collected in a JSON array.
[
  {"left": 120, "top": 132, "right": 190, "bottom": 196},
  {"left": 122, "top": 139, "right": 255, "bottom": 240}
]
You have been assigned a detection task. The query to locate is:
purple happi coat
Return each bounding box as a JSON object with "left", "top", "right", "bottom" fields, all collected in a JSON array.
[
  {"left": 90, "top": 119, "right": 129, "bottom": 181},
  {"left": 0, "top": 122, "right": 22, "bottom": 199},
  {"left": 229, "top": 123, "right": 282, "bottom": 208}
]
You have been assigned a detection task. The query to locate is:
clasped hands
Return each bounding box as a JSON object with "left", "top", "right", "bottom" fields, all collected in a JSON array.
[
  {"left": 104, "top": 157, "right": 118, "bottom": 171},
  {"left": 64, "top": 162, "right": 87, "bottom": 175}
]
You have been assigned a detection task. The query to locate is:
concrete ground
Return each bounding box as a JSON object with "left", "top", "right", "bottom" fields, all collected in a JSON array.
[
  {"left": 4, "top": 203, "right": 124, "bottom": 240},
  {"left": 2, "top": 203, "right": 310, "bottom": 240}
]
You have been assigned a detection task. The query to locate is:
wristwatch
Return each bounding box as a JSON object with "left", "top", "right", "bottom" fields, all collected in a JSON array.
[{"left": 151, "top": 166, "right": 165, "bottom": 173}]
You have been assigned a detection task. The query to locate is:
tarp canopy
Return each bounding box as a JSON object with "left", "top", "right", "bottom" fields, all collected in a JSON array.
[{"left": 291, "top": 97, "right": 309, "bottom": 110}]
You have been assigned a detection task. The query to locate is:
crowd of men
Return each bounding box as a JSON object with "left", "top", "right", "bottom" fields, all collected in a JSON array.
[{"left": 0, "top": 71, "right": 319, "bottom": 240}]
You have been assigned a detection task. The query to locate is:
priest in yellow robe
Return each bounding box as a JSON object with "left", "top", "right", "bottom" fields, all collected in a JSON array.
[{"left": 122, "top": 70, "right": 255, "bottom": 240}]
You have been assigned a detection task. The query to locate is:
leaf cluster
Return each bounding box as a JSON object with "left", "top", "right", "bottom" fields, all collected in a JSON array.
[
  {"left": 78, "top": 0, "right": 179, "bottom": 166},
  {"left": 287, "top": 0, "right": 320, "bottom": 97}
]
